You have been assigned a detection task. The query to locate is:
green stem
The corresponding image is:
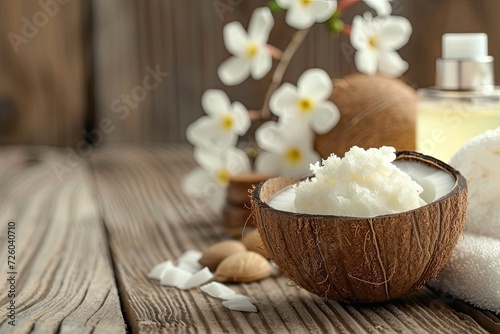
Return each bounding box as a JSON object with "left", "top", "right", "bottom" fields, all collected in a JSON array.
[{"left": 261, "top": 28, "right": 310, "bottom": 120}]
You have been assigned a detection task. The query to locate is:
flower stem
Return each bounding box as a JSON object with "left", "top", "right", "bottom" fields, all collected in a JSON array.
[
  {"left": 261, "top": 28, "right": 310, "bottom": 120},
  {"left": 338, "top": 0, "right": 360, "bottom": 11}
]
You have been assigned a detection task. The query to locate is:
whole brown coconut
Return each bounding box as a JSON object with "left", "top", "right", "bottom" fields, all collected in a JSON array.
[
  {"left": 315, "top": 74, "right": 417, "bottom": 158},
  {"left": 251, "top": 152, "right": 467, "bottom": 304}
]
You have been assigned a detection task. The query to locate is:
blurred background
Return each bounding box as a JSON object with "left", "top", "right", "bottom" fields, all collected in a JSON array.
[{"left": 1, "top": 0, "right": 500, "bottom": 147}]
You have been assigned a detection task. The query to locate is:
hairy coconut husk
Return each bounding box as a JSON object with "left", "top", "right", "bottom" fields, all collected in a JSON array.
[
  {"left": 251, "top": 152, "right": 467, "bottom": 304},
  {"left": 315, "top": 74, "right": 417, "bottom": 158}
]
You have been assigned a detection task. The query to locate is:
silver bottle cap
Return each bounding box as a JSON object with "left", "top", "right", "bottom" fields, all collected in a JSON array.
[{"left": 436, "top": 33, "right": 495, "bottom": 91}]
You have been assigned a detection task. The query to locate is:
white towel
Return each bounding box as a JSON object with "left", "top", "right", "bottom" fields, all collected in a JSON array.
[
  {"left": 429, "top": 234, "right": 500, "bottom": 313},
  {"left": 430, "top": 128, "right": 500, "bottom": 314}
]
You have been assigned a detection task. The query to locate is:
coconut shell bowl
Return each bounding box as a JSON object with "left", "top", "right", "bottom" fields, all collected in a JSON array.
[{"left": 251, "top": 151, "right": 467, "bottom": 304}]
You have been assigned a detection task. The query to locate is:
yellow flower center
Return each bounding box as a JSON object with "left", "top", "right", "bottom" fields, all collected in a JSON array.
[
  {"left": 285, "top": 147, "right": 302, "bottom": 164},
  {"left": 246, "top": 42, "right": 258, "bottom": 58},
  {"left": 220, "top": 114, "right": 234, "bottom": 131},
  {"left": 368, "top": 36, "right": 378, "bottom": 49},
  {"left": 301, "top": 0, "right": 312, "bottom": 5},
  {"left": 298, "top": 98, "right": 314, "bottom": 113},
  {"left": 216, "top": 169, "right": 231, "bottom": 185}
]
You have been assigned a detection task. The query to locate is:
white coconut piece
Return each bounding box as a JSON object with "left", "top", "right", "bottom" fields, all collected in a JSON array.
[
  {"left": 222, "top": 298, "right": 258, "bottom": 313},
  {"left": 450, "top": 127, "right": 500, "bottom": 239},
  {"left": 160, "top": 266, "right": 192, "bottom": 289},
  {"left": 182, "top": 267, "right": 213, "bottom": 290},
  {"left": 219, "top": 293, "right": 255, "bottom": 303},
  {"left": 177, "top": 250, "right": 203, "bottom": 263},
  {"left": 147, "top": 260, "right": 174, "bottom": 280},
  {"left": 200, "top": 282, "right": 237, "bottom": 299},
  {"left": 177, "top": 250, "right": 203, "bottom": 274}
]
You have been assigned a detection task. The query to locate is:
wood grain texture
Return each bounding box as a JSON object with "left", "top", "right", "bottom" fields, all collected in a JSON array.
[
  {"left": 89, "top": 145, "right": 497, "bottom": 333},
  {"left": 91, "top": 0, "right": 353, "bottom": 144},
  {"left": 0, "top": 1, "right": 89, "bottom": 146},
  {"left": 0, "top": 147, "right": 125, "bottom": 333}
]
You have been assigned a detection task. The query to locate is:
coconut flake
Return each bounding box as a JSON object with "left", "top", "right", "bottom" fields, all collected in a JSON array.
[
  {"left": 177, "top": 250, "right": 203, "bottom": 263},
  {"left": 219, "top": 293, "right": 255, "bottom": 303},
  {"left": 223, "top": 298, "right": 258, "bottom": 313},
  {"left": 147, "top": 260, "right": 174, "bottom": 280},
  {"left": 182, "top": 267, "right": 213, "bottom": 290},
  {"left": 200, "top": 282, "right": 237, "bottom": 299},
  {"left": 176, "top": 250, "right": 203, "bottom": 274},
  {"left": 160, "top": 266, "right": 192, "bottom": 289}
]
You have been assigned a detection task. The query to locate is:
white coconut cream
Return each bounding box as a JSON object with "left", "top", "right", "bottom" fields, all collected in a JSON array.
[{"left": 270, "top": 146, "right": 456, "bottom": 217}]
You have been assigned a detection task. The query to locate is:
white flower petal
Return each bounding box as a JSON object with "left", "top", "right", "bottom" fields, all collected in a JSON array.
[
  {"left": 355, "top": 50, "right": 379, "bottom": 75},
  {"left": 297, "top": 68, "right": 333, "bottom": 101},
  {"left": 212, "top": 131, "right": 238, "bottom": 151},
  {"left": 256, "top": 121, "right": 288, "bottom": 153},
  {"left": 194, "top": 148, "right": 224, "bottom": 172},
  {"left": 378, "top": 16, "right": 412, "bottom": 50},
  {"left": 285, "top": 5, "right": 316, "bottom": 29},
  {"left": 218, "top": 57, "right": 251, "bottom": 86},
  {"left": 248, "top": 7, "right": 274, "bottom": 45},
  {"left": 350, "top": 15, "right": 369, "bottom": 50},
  {"left": 231, "top": 101, "right": 251, "bottom": 135},
  {"left": 280, "top": 148, "right": 320, "bottom": 178},
  {"left": 202, "top": 89, "right": 231, "bottom": 116},
  {"left": 363, "top": 0, "right": 392, "bottom": 16},
  {"left": 181, "top": 168, "right": 215, "bottom": 198},
  {"left": 223, "top": 22, "right": 249, "bottom": 57},
  {"left": 311, "top": 0, "right": 337, "bottom": 22},
  {"left": 270, "top": 83, "right": 299, "bottom": 117},
  {"left": 250, "top": 51, "right": 272, "bottom": 80},
  {"left": 255, "top": 151, "right": 283, "bottom": 176},
  {"left": 276, "top": 0, "right": 293, "bottom": 8},
  {"left": 186, "top": 117, "right": 218, "bottom": 147},
  {"left": 224, "top": 147, "right": 251, "bottom": 174},
  {"left": 310, "top": 101, "right": 340, "bottom": 134},
  {"left": 378, "top": 51, "right": 408, "bottom": 77}
]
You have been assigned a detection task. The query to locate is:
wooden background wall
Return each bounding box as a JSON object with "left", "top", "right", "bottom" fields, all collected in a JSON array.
[{"left": 1, "top": 0, "right": 500, "bottom": 146}]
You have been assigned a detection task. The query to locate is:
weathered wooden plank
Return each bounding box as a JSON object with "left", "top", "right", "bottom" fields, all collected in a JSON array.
[
  {"left": 0, "top": 147, "right": 125, "bottom": 333},
  {"left": 0, "top": 1, "right": 89, "bottom": 146},
  {"left": 90, "top": 145, "right": 492, "bottom": 333}
]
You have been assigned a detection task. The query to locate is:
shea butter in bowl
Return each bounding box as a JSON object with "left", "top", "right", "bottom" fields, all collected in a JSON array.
[{"left": 251, "top": 146, "right": 467, "bottom": 303}]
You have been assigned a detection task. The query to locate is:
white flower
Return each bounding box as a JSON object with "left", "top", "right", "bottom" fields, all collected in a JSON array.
[
  {"left": 255, "top": 121, "right": 320, "bottom": 177},
  {"left": 186, "top": 89, "right": 250, "bottom": 151},
  {"left": 363, "top": 0, "right": 392, "bottom": 16},
  {"left": 218, "top": 7, "right": 274, "bottom": 85},
  {"left": 351, "top": 13, "right": 412, "bottom": 77},
  {"left": 181, "top": 147, "right": 251, "bottom": 209},
  {"left": 269, "top": 68, "right": 340, "bottom": 134},
  {"left": 277, "top": 0, "right": 337, "bottom": 29}
]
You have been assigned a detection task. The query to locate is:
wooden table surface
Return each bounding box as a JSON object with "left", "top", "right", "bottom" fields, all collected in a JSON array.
[{"left": 0, "top": 145, "right": 498, "bottom": 334}]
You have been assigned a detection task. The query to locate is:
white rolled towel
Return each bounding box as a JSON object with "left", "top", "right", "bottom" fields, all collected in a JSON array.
[
  {"left": 450, "top": 127, "right": 500, "bottom": 240},
  {"left": 429, "top": 234, "right": 500, "bottom": 314}
]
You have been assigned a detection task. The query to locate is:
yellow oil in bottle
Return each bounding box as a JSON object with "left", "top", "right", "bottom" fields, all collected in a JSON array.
[{"left": 417, "top": 93, "right": 500, "bottom": 163}]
